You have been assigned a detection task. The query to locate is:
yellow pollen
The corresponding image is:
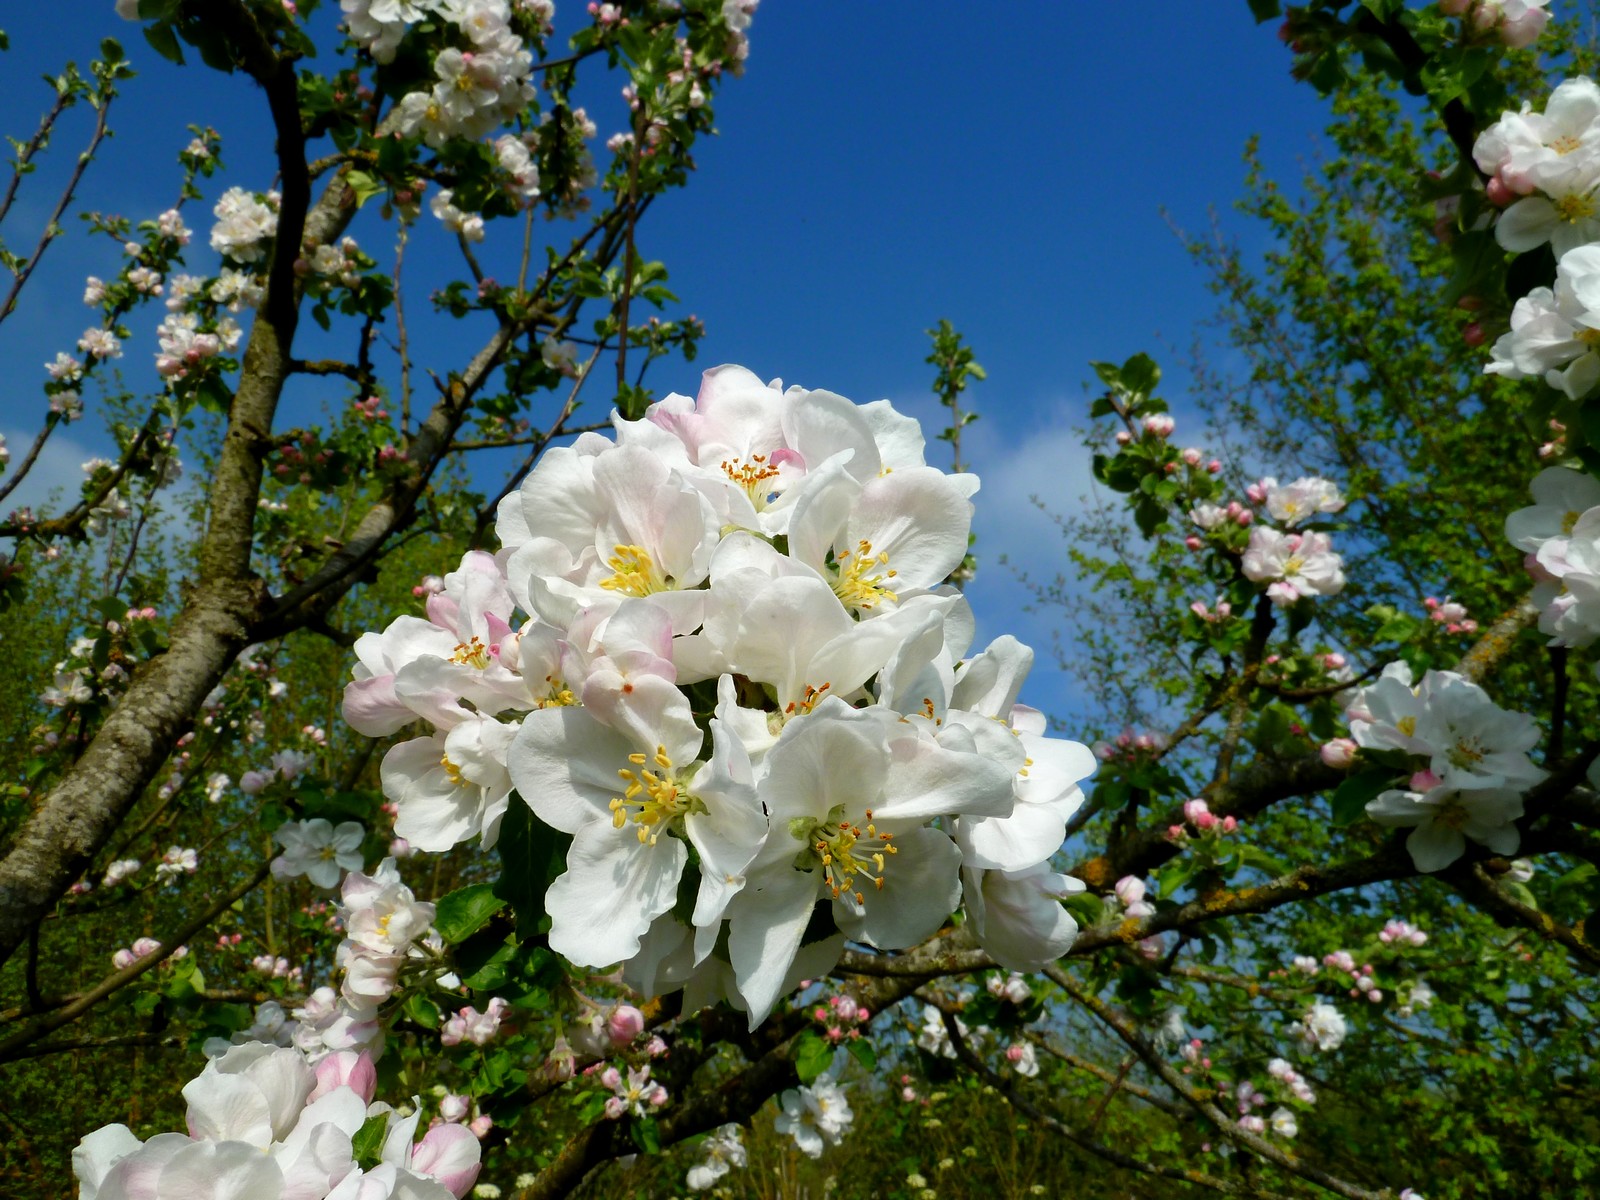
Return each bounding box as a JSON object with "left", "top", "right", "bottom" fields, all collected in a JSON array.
[
  {"left": 609, "top": 744, "right": 691, "bottom": 844},
  {"left": 783, "top": 682, "right": 833, "bottom": 717},
  {"left": 599, "top": 544, "right": 671, "bottom": 597},
  {"left": 720, "top": 455, "right": 781, "bottom": 506},
  {"left": 1555, "top": 192, "right": 1597, "bottom": 223},
  {"left": 450, "top": 637, "right": 492, "bottom": 669},
  {"left": 797, "top": 805, "right": 899, "bottom": 901},
  {"left": 1397, "top": 715, "right": 1417, "bottom": 737},
  {"left": 832, "top": 539, "right": 899, "bottom": 610},
  {"left": 539, "top": 673, "right": 577, "bottom": 708},
  {"left": 1283, "top": 554, "right": 1306, "bottom": 575},
  {"left": 441, "top": 753, "right": 466, "bottom": 786},
  {"left": 1578, "top": 329, "right": 1600, "bottom": 350},
  {"left": 1552, "top": 134, "right": 1582, "bottom": 155}
]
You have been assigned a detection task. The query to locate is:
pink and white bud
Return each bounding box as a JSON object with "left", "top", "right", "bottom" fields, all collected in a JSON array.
[
  {"left": 1114, "top": 876, "right": 1147, "bottom": 907},
  {"left": 607, "top": 1004, "right": 645, "bottom": 1046},
  {"left": 1143, "top": 414, "right": 1176, "bottom": 438},
  {"left": 1319, "top": 738, "right": 1358, "bottom": 769},
  {"left": 411, "top": 1123, "right": 482, "bottom": 1198},
  {"left": 239, "top": 769, "right": 273, "bottom": 795},
  {"left": 310, "top": 1050, "right": 377, "bottom": 1104},
  {"left": 1182, "top": 447, "right": 1203, "bottom": 465},
  {"left": 1409, "top": 769, "right": 1442, "bottom": 793},
  {"left": 438, "top": 1093, "right": 471, "bottom": 1123},
  {"left": 1114, "top": 430, "right": 1132, "bottom": 446}
]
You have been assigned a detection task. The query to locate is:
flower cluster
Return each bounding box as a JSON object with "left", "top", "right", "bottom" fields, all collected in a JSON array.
[
  {"left": 685, "top": 1123, "right": 747, "bottom": 1192},
  {"left": 1345, "top": 663, "right": 1545, "bottom": 871},
  {"left": 1299, "top": 1001, "right": 1347, "bottom": 1052},
  {"left": 210, "top": 186, "right": 280, "bottom": 263},
  {"left": 344, "top": 366, "right": 1095, "bottom": 1025},
  {"left": 1507, "top": 466, "right": 1600, "bottom": 645},
  {"left": 73, "top": 1041, "right": 481, "bottom": 1200},
  {"left": 379, "top": 0, "right": 536, "bottom": 147},
  {"left": 774, "top": 1072, "right": 853, "bottom": 1159},
  {"left": 289, "top": 858, "right": 440, "bottom": 1059}
]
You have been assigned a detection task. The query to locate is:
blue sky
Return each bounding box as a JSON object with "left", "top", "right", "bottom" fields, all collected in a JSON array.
[{"left": 0, "top": 2, "right": 1330, "bottom": 728}]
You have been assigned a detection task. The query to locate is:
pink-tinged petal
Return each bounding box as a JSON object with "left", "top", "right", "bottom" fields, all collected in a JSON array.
[
  {"left": 410, "top": 1124, "right": 481, "bottom": 1198},
  {"left": 781, "top": 386, "right": 880, "bottom": 482}
]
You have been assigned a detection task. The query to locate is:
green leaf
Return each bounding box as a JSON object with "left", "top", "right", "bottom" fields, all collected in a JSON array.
[
  {"left": 846, "top": 1038, "right": 877, "bottom": 1071},
  {"left": 351, "top": 1113, "right": 389, "bottom": 1169},
  {"left": 1119, "top": 352, "right": 1160, "bottom": 398},
  {"left": 1062, "top": 891, "right": 1104, "bottom": 928},
  {"left": 1330, "top": 768, "right": 1396, "bottom": 826},
  {"left": 457, "top": 932, "right": 518, "bottom": 992},
  {"left": 403, "top": 992, "right": 442, "bottom": 1030},
  {"left": 1157, "top": 856, "right": 1194, "bottom": 900},
  {"left": 794, "top": 1032, "right": 834, "bottom": 1083},
  {"left": 142, "top": 22, "right": 183, "bottom": 65},
  {"left": 1247, "top": 0, "right": 1282, "bottom": 22},
  {"left": 493, "top": 803, "right": 570, "bottom": 937},
  {"left": 631, "top": 1116, "right": 661, "bottom": 1154},
  {"left": 345, "top": 169, "right": 386, "bottom": 209},
  {"left": 434, "top": 883, "right": 506, "bottom": 944}
]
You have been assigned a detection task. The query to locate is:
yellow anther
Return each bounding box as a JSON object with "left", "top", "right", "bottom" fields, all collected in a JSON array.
[
  {"left": 441, "top": 754, "right": 466, "bottom": 786},
  {"left": 721, "top": 455, "right": 782, "bottom": 506},
  {"left": 599, "top": 544, "right": 670, "bottom": 597},
  {"left": 832, "top": 541, "right": 898, "bottom": 610},
  {"left": 610, "top": 745, "right": 691, "bottom": 844},
  {"left": 450, "top": 637, "right": 492, "bottom": 669}
]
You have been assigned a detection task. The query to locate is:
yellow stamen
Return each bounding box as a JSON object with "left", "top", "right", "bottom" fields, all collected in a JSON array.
[
  {"left": 832, "top": 539, "right": 898, "bottom": 610},
  {"left": 599, "top": 544, "right": 670, "bottom": 597},
  {"left": 450, "top": 637, "right": 492, "bottom": 669}
]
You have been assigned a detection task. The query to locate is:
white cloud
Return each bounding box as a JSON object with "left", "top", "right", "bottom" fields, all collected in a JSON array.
[{"left": 1, "top": 424, "right": 100, "bottom": 519}]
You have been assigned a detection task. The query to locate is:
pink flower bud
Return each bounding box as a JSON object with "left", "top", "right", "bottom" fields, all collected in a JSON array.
[
  {"left": 1463, "top": 322, "right": 1486, "bottom": 348},
  {"left": 438, "top": 1094, "right": 470, "bottom": 1123},
  {"left": 1114, "top": 876, "right": 1147, "bottom": 906},
  {"left": 1143, "top": 414, "right": 1176, "bottom": 438},
  {"left": 1114, "top": 430, "right": 1132, "bottom": 446},
  {"left": 411, "top": 1124, "right": 482, "bottom": 1197},
  {"left": 645, "top": 1035, "right": 668, "bottom": 1057},
  {"left": 607, "top": 1004, "right": 645, "bottom": 1046},
  {"left": 604, "top": 1096, "right": 625, "bottom": 1120},
  {"left": 1207, "top": 459, "right": 1222, "bottom": 473},
  {"left": 1182, "top": 447, "right": 1203, "bottom": 466},
  {"left": 1220, "top": 816, "right": 1238, "bottom": 833},
  {"left": 1182, "top": 798, "right": 1210, "bottom": 822},
  {"left": 1320, "top": 738, "right": 1358, "bottom": 769},
  {"left": 1235, "top": 509, "right": 1254, "bottom": 527},
  {"left": 1185, "top": 535, "right": 1203, "bottom": 550},
  {"left": 1410, "top": 768, "right": 1441, "bottom": 793},
  {"left": 599, "top": 1066, "right": 621, "bottom": 1091},
  {"left": 310, "top": 1050, "right": 378, "bottom": 1105},
  {"left": 1005, "top": 1043, "right": 1026, "bottom": 1063}
]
